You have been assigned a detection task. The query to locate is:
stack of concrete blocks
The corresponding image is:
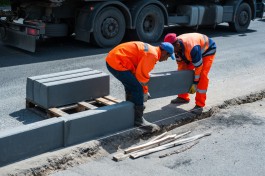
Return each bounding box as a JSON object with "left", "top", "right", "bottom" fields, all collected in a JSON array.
[
  {"left": 26, "top": 68, "right": 110, "bottom": 108},
  {"left": 0, "top": 68, "right": 134, "bottom": 167}
]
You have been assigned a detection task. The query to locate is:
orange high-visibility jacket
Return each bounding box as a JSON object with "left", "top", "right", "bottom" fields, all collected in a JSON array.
[
  {"left": 177, "top": 33, "right": 216, "bottom": 82},
  {"left": 106, "top": 41, "right": 161, "bottom": 92}
]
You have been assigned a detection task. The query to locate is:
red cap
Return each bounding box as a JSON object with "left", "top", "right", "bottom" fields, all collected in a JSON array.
[{"left": 164, "top": 33, "right": 177, "bottom": 44}]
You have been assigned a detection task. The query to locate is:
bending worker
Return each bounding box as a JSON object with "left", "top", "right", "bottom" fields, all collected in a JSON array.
[
  {"left": 164, "top": 33, "right": 216, "bottom": 115},
  {"left": 106, "top": 41, "right": 175, "bottom": 131}
]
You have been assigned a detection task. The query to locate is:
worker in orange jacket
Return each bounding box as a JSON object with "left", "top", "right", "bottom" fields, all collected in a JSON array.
[
  {"left": 164, "top": 33, "right": 216, "bottom": 115},
  {"left": 106, "top": 41, "right": 175, "bottom": 131}
]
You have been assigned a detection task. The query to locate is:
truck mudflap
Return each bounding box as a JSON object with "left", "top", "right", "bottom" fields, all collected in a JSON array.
[{"left": 1, "top": 26, "right": 36, "bottom": 52}]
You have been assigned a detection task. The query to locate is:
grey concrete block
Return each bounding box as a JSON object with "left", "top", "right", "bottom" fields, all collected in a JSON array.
[
  {"left": 148, "top": 70, "right": 194, "bottom": 99},
  {"left": 0, "top": 118, "right": 64, "bottom": 167},
  {"left": 62, "top": 101, "right": 134, "bottom": 146},
  {"left": 26, "top": 68, "right": 92, "bottom": 101},
  {"left": 37, "top": 72, "right": 109, "bottom": 108},
  {"left": 33, "top": 70, "right": 101, "bottom": 105}
]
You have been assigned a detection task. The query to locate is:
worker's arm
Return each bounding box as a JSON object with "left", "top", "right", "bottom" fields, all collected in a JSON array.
[
  {"left": 190, "top": 45, "right": 203, "bottom": 84},
  {"left": 135, "top": 53, "right": 157, "bottom": 93}
]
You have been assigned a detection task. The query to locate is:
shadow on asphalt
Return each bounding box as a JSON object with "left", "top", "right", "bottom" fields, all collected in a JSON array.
[
  {"left": 9, "top": 109, "right": 43, "bottom": 125},
  {"left": 145, "top": 103, "right": 195, "bottom": 125},
  {"left": 257, "top": 18, "right": 265, "bottom": 22},
  {"left": 0, "top": 23, "right": 257, "bottom": 68}
]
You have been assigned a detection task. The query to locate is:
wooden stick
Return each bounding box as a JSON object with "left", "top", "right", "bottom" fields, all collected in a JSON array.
[
  {"left": 104, "top": 96, "right": 122, "bottom": 103},
  {"left": 48, "top": 108, "right": 68, "bottom": 117},
  {"left": 124, "top": 134, "right": 176, "bottom": 154},
  {"left": 112, "top": 132, "right": 167, "bottom": 162},
  {"left": 96, "top": 97, "right": 116, "bottom": 105},
  {"left": 113, "top": 131, "right": 190, "bottom": 161},
  {"left": 159, "top": 141, "right": 199, "bottom": 158},
  {"left": 148, "top": 132, "right": 168, "bottom": 143},
  {"left": 124, "top": 131, "right": 191, "bottom": 154},
  {"left": 130, "top": 132, "right": 211, "bottom": 159},
  {"left": 113, "top": 152, "right": 131, "bottom": 162},
  {"left": 77, "top": 102, "right": 97, "bottom": 111}
]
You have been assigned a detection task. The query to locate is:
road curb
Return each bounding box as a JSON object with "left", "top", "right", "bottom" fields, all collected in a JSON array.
[{"left": 0, "top": 101, "right": 134, "bottom": 167}]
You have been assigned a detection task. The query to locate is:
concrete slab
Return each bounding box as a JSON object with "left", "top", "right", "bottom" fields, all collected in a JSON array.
[
  {"left": 148, "top": 70, "right": 194, "bottom": 99},
  {"left": 62, "top": 101, "right": 134, "bottom": 146},
  {"left": 0, "top": 118, "right": 64, "bottom": 167},
  {"left": 26, "top": 68, "right": 92, "bottom": 101},
  {"left": 37, "top": 72, "right": 109, "bottom": 108}
]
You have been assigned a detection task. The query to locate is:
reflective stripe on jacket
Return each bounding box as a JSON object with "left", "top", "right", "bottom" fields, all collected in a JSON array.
[
  {"left": 106, "top": 41, "right": 161, "bottom": 86},
  {"left": 177, "top": 33, "right": 216, "bottom": 82}
]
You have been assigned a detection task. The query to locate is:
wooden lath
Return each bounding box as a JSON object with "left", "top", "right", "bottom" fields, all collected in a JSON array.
[
  {"left": 104, "top": 96, "right": 122, "bottom": 103},
  {"left": 26, "top": 96, "right": 122, "bottom": 118},
  {"left": 48, "top": 108, "right": 69, "bottom": 117},
  {"left": 95, "top": 97, "right": 116, "bottom": 105},
  {"left": 77, "top": 101, "right": 97, "bottom": 111}
]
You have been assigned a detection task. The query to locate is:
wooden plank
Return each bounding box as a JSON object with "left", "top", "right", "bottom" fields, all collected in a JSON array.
[
  {"left": 59, "top": 104, "right": 78, "bottom": 111},
  {"left": 113, "top": 152, "right": 131, "bottom": 162},
  {"left": 48, "top": 108, "right": 69, "bottom": 117},
  {"left": 113, "top": 132, "right": 168, "bottom": 162},
  {"left": 124, "top": 131, "right": 191, "bottom": 154},
  {"left": 77, "top": 102, "right": 97, "bottom": 111},
  {"left": 159, "top": 141, "right": 199, "bottom": 158},
  {"left": 103, "top": 96, "right": 122, "bottom": 103},
  {"left": 130, "top": 132, "right": 211, "bottom": 159},
  {"left": 124, "top": 134, "right": 177, "bottom": 154},
  {"left": 148, "top": 132, "right": 168, "bottom": 143},
  {"left": 96, "top": 97, "right": 116, "bottom": 105}
]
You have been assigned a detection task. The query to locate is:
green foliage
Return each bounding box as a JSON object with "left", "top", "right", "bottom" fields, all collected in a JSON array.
[{"left": 0, "top": 0, "right": 10, "bottom": 6}]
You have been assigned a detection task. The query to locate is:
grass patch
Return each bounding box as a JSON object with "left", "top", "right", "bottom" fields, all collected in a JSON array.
[{"left": 0, "top": 0, "right": 10, "bottom": 6}]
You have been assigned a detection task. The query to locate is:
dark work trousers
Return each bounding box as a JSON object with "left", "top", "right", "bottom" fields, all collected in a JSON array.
[{"left": 106, "top": 62, "right": 143, "bottom": 106}]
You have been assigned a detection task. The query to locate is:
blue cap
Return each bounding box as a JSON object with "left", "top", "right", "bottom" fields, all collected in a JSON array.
[{"left": 160, "top": 42, "right": 176, "bottom": 60}]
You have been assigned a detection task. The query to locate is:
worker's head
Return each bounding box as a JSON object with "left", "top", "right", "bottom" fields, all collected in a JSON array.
[
  {"left": 164, "top": 33, "right": 181, "bottom": 53},
  {"left": 159, "top": 42, "right": 175, "bottom": 62}
]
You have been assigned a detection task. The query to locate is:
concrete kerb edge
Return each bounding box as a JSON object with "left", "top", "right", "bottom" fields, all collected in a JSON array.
[
  {"left": 1, "top": 91, "right": 265, "bottom": 175},
  {"left": 0, "top": 118, "right": 65, "bottom": 167},
  {"left": 0, "top": 101, "right": 135, "bottom": 167}
]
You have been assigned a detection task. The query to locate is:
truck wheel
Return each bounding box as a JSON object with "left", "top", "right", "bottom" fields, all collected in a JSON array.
[
  {"left": 229, "top": 3, "right": 252, "bottom": 32},
  {"left": 133, "top": 5, "right": 164, "bottom": 42},
  {"left": 92, "top": 7, "right": 125, "bottom": 47}
]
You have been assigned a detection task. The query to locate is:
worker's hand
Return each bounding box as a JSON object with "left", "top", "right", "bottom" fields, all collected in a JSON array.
[
  {"left": 189, "top": 84, "right": 197, "bottom": 94},
  {"left": 144, "top": 92, "right": 151, "bottom": 102}
]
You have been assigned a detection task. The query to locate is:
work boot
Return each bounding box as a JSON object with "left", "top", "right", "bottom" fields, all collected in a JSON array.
[
  {"left": 134, "top": 105, "right": 160, "bottom": 132},
  {"left": 171, "top": 97, "right": 190, "bottom": 104},
  {"left": 191, "top": 105, "right": 203, "bottom": 115}
]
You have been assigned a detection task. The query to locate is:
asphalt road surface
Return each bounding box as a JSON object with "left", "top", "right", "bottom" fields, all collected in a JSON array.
[
  {"left": 0, "top": 18, "right": 265, "bottom": 175},
  {"left": 50, "top": 98, "right": 265, "bottom": 176},
  {"left": 1, "top": 19, "right": 265, "bottom": 131}
]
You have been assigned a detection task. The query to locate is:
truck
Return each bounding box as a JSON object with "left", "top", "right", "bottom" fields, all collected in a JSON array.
[{"left": 0, "top": 0, "right": 264, "bottom": 52}]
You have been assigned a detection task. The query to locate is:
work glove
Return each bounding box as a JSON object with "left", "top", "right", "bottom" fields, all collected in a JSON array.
[
  {"left": 144, "top": 92, "right": 151, "bottom": 102},
  {"left": 189, "top": 84, "right": 197, "bottom": 94}
]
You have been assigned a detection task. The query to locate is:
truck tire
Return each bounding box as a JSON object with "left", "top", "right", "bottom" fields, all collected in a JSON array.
[
  {"left": 92, "top": 7, "right": 125, "bottom": 47},
  {"left": 132, "top": 5, "right": 164, "bottom": 42},
  {"left": 229, "top": 3, "right": 252, "bottom": 32}
]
